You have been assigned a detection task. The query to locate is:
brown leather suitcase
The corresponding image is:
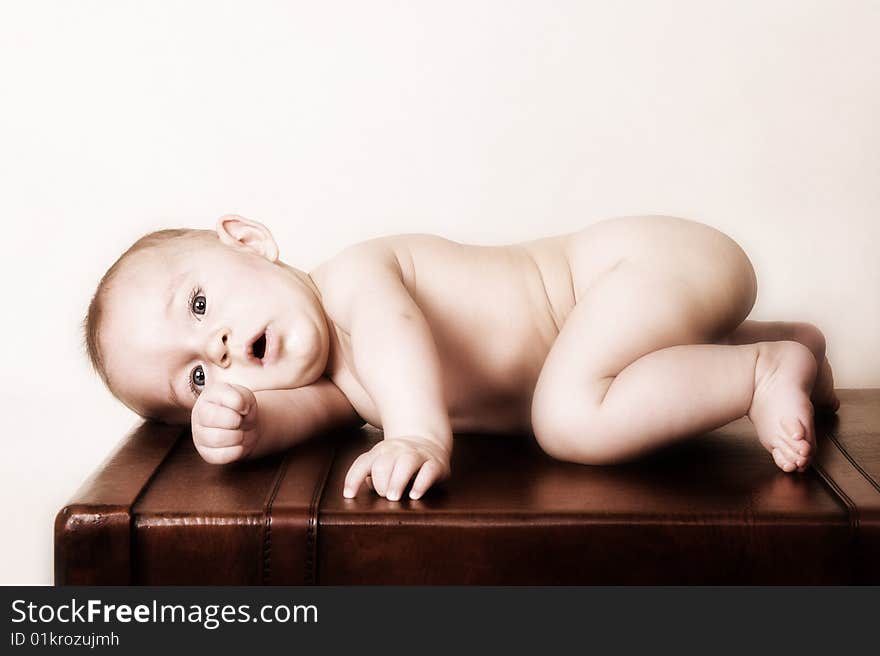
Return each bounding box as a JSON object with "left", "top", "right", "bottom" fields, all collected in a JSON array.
[{"left": 55, "top": 389, "right": 880, "bottom": 585}]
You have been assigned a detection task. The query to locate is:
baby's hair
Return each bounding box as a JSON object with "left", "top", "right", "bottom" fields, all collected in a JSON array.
[{"left": 83, "top": 228, "right": 214, "bottom": 399}]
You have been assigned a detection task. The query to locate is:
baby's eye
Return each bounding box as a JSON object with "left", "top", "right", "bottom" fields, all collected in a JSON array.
[
  {"left": 192, "top": 294, "right": 207, "bottom": 315},
  {"left": 190, "top": 365, "right": 206, "bottom": 393}
]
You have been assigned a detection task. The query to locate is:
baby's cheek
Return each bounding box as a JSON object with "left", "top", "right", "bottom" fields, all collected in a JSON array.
[{"left": 209, "top": 368, "right": 248, "bottom": 392}]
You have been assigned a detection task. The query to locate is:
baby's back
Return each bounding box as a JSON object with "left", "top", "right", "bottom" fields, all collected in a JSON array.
[{"left": 325, "top": 231, "right": 580, "bottom": 433}]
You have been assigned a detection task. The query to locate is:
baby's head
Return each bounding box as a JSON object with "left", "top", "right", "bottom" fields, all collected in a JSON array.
[{"left": 85, "top": 215, "right": 330, "bottom": 424}]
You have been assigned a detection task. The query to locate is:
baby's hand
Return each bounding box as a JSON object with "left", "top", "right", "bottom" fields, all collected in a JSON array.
[
  {"left": 343, "top": 437, "right": 451, "bottom": 501},
  {"left": 191, "top": 382, "right": 260, "bottom": 464}
]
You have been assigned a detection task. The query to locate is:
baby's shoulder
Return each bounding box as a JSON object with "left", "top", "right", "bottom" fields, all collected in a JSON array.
[
  {"left": 314, "top": 234, "right": 417, "bottom": 282},
  {"left": 311, "top": 234, "right": 446, "bottom": 318},
  {"left": 316, "top": 233, "right": 459, "bottom": 279}
]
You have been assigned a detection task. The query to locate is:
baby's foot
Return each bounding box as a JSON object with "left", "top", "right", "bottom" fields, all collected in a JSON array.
[
  {"left": 788, "top": 322, "right": 839, "bottom": 412},
  {"left": 812, "top": 354, "right": 839, "bottom": 412},
  {"left": 748, "top": 341, "right": 818, "bottom": 473}
]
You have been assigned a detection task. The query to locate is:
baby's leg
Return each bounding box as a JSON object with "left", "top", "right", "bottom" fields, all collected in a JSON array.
[{"left": 531, "top": 260, "right": 817, "bottom": 472}]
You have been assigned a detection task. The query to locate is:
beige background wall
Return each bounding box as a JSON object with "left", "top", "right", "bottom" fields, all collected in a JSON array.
[{"left": 1, "top": 1, "right": 878, "bottom": 583}]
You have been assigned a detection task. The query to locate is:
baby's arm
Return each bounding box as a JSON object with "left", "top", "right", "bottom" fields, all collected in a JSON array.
[
  {"left": 321, "top": 244, "right": 452, "bottom": 500},
  {"left": 191, "top": 378, "right": 363, "bottom": 464}
]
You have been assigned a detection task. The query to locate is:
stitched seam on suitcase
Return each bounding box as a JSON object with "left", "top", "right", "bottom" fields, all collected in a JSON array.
[
  {"left": 307, "top": 445, "right": 336, "bottom": 585},
  {"left": 129, "top": 428, "right": 188, "bottom": 510},
  {"left": 813, "top": 460, "right": 859, "bottom": 533},
  {"left": 827, "top": 432, "right": 880, "bottom": 494},
  {"left": 128, "top": 426, "right": 188, "bottom": 584},
  {"left": 262, "top": 454, "right": 292, "bottom": 585}
]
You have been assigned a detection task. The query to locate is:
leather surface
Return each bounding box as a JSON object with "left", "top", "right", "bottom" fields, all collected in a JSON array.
[
  {"left": 318, "top": 421, "right": 850, "bottom": 584},
  {"left": 55, "top": 389, "right": 880, "bottom": 584},
  {"left": 54, "top": 421, "right": 181, "bottom": 585},
  {"left": 130, "top": 441, "right": 283, "bottom": 585},
  {"left": 810, "top": 389, "right": 880, "bottom": 583}
]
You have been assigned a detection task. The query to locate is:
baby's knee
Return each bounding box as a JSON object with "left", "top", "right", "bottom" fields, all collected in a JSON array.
[
  {"left": 531, "top": 403, "right": 625, "bottom": 466},
  {"left": 792, "top": 322, "right": 827, "bottom": 361}
]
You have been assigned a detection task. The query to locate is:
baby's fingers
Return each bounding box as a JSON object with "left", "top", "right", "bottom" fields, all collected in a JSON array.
[
  {"left": 409, "top": 460, "right": 447, "bottom": 500},
  {"left": 195, "top": 426, "right": 245, "bottom": 449},
  {"left": 202, "top": 383, "right": 253, "bottom": 415},
  {"left": 385, "top": 453, "right": 424, "bottom": 501},
  {"left": 195, "top": 402, "right": 243, "bottom": 430},
  {"left": 368, "top": 453, "right": 397, "bottom": 498},
  {"left": 343, "top": 451, "right": 378, "bottom": 498}
]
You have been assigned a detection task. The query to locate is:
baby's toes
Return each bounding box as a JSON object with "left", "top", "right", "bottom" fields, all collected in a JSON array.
[
  {"left": 778, "top": 438, "right": 806, "bottom": 465},
  {"left": 772, "top": 431, "right": 812, "bottom": 472},
  {"left": 780, "top": 416, "right": 806, "bottom": 442},
  {"left": 776, "top": 433, "right": 802, "bottom": 459},
  {"left": 787, "top": 433, "right": 812, "bottom": 459},
  {"left": 794, "top": 433, "right": 815, "bottom": 472},
  {"left": 781, "top": 415, "right": 815, "bottom": 449},
  {"left": 772, "top": 448, "right": 798, "bottom": 473}
]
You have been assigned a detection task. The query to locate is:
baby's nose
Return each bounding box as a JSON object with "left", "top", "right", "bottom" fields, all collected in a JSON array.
[{"left": 206, "top": 327, "right": 231, "bottom": 368}]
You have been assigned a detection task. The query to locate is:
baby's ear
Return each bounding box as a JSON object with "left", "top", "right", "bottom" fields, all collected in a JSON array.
[{"left": 215, "top": 214, "right": 279, "bottom": 262}]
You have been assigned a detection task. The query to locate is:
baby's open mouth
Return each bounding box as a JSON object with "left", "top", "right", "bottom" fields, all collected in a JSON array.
[{"left": 251, "top": 333, "right": 267, "bottom": 360}]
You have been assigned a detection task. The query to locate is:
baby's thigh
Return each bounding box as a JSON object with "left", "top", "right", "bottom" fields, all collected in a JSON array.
[
  {"left": 567, "top": 215, "right": 757, "bottom": 332},
  {"left": 537, "top": 259, "right": 747, "bottom": 397}
]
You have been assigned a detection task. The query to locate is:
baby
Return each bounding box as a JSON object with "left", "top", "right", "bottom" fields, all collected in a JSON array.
[{"left": 85, "top": 214, "right": 839, "bottom": 501}]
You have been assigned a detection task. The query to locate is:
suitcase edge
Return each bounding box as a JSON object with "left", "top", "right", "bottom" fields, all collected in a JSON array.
[
  {"left": 54, "top": 421, "right": 183, "bottom": 585},
  {"left": 813, "top": 395, "right": 880, "bottom": 584}
]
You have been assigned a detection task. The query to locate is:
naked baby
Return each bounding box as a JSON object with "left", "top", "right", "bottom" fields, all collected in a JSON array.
[{"left": 86, "top": 214, "right": 839, "bottom": 501}]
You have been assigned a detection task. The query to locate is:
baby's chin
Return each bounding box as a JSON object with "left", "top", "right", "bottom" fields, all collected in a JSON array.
[
  {"left": 282, "top": 352, "right": 327, "bottom": 388},
  {"left": 244, "top": 351, "right": 325, "bottom": 392}
]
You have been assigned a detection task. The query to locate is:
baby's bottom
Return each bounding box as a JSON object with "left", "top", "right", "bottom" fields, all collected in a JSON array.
[{"left": 530, "top": 260, "right": 837, "bottom": 473}]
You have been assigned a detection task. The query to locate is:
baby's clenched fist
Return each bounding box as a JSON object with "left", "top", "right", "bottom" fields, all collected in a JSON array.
[{"left": 191, "top": 382, "right": 260, "bottom": 464}]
